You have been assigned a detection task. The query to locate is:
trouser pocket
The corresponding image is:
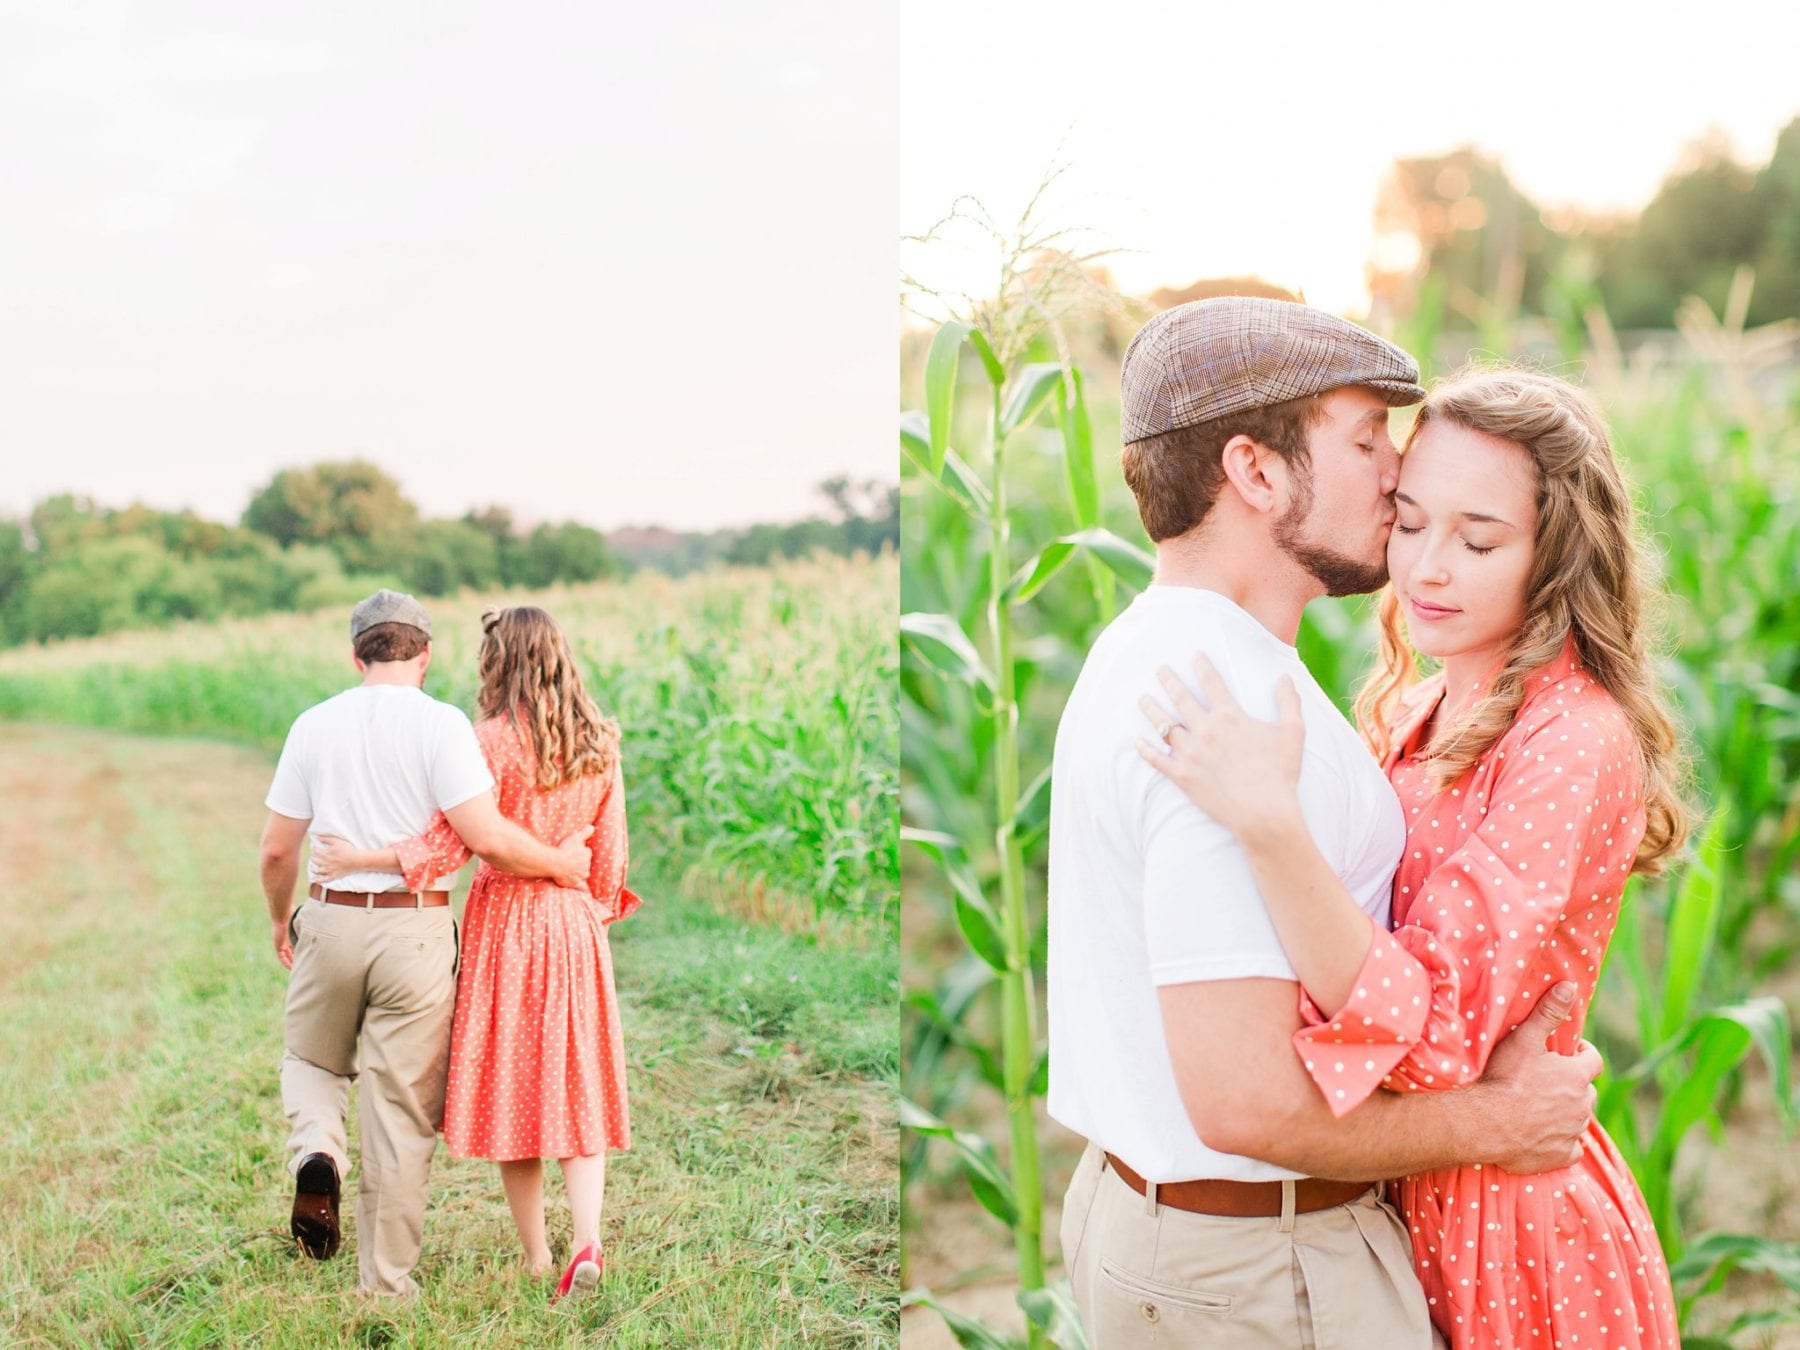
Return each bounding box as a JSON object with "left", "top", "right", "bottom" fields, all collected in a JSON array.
[{"left": 1091, "top": 1259, "right": 1232, "bottom": 1342}]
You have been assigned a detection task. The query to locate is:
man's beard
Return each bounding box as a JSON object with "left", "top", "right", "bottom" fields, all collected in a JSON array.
[{"left": 1272, "top": 472, "right": 1388, "bottom": 599}]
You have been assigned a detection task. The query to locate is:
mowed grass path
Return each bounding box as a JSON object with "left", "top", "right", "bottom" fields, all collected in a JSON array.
[{"left": 0, "top": 724, "right": 897, "bottom": 1348}]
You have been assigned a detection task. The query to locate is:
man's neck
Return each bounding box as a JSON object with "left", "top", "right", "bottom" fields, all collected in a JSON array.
[
  {"left": 360, "top": 665, "right": 422, "bottom": 689},
  {"left": 1152, "top": 528, "right": 1319, "bottom": 646}
]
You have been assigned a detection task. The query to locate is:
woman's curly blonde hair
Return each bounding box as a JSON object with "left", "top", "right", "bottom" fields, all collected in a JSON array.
[
  {"left": 477, "top": 606, "right": 618, "bottom": 788},
  {"left": 1354, "top": 366, "right": 1692, "bottom": 876}
]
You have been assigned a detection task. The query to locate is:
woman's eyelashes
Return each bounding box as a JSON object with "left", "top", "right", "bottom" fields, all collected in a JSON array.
[{"left": 1392, "top": 522, "right": 1499, "bottom": 555}]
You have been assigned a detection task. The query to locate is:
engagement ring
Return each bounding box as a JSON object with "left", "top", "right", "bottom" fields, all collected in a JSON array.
[{"left": 1156, "top": 720, "right": 1182, "bottom": 743}]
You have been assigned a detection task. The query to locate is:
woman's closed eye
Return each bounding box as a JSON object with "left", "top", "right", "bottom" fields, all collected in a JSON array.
[{"left": 1393, "top": 522, "right": 1498, "bottom": 555}]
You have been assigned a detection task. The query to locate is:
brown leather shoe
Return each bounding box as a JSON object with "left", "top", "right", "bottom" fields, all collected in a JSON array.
[{"left": 291, "top": 1153, "right": 341, "bottom": 1259}]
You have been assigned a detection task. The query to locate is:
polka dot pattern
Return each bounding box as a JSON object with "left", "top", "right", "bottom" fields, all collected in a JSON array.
[
  {"left": 396, "top": 717, "right": 637, "bottom": 1161},
  {"left": 1295, "top": 640, "right": 1677, "bottom": 1347}
]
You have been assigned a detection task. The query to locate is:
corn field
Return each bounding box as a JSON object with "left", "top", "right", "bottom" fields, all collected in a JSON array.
[
  {"left": 899, "top": 279, "right": 1800, "bottom": 1348},
  {"left": 0, "top": 553, "right": 899, "bottom": 927}
]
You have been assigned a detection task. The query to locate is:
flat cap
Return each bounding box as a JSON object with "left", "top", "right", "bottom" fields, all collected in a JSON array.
[
  {"left": 350, "top": 588, "right": 432, "bottom": 640},
  {"left": 1120, "top": 297, "right": 1425, "bottom": 444}
]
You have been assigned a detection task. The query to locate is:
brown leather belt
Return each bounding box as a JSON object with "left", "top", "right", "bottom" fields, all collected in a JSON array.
[
  {"left": 1104, "top": 1152, "right": 1373, "bottom": 1217},
  {"left": 309, "top": 884, "right": 450, "bottom": 909}
]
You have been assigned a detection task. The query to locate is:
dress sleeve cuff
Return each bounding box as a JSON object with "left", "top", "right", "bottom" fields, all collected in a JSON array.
[
  {"left": 394, "top": 835, "right": 440, "bottom": 892},
  {"left": 608, "top": 886, "right": 643, "bottom": 925},
  {"left": 1292, "top": 923, "right": 1432, "bottom": 1117}
]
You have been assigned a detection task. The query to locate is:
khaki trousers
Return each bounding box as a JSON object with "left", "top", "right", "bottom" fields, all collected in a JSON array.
[
  {"left": 281, "top": 898, "right": 457, "bottom": 1296},
  {"left": 1060, "top": 1143, "right": 1441, "bottom": 1349}
]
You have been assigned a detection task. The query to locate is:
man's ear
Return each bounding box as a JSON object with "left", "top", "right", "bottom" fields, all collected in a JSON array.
[
  {"left": 352, "top": 649, "right": 366, "bottom": 674},
  {"left": 1219, "top": 434, "right": 1281, "bottom": 515}
]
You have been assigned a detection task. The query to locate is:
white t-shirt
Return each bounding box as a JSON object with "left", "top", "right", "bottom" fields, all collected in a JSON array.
[
  {"left": 1046, "top": 586, "right": 1405, "bottom": 1182},
  {"left": 265, "top": 684, "right": 495, "bottom": 893}
]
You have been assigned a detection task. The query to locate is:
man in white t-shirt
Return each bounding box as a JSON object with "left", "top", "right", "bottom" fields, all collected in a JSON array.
[
  {"left": 258, "top": 588, "right": 593, "bottom": 1297},
  {"left": 1047, "top": 299, "right": 1601, "bottom": 1345}
]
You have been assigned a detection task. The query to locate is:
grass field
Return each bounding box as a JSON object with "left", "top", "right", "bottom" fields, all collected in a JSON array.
[{"left": 0, "top": 723, "right": 897, "bottom": 1348}]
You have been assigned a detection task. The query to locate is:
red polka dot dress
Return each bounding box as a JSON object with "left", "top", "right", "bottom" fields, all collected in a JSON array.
[
  {"left": 1293, "top": 640, "right": 1678, "bottom": 1348},
  {"left": 395, "top": 717, "right": 640, "bottom": 1161}
]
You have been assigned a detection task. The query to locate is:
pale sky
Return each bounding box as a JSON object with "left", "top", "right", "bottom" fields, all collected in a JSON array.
[
  {"left": 1, "top": 2, "right": 896, "bottom": 532},
  {"left": 902, "top": 0, "right": 1800, "bottom": 319}
]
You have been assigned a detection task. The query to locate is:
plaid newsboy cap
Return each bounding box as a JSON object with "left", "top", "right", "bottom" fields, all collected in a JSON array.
[
  {"left": 1120, "top": 297, "right": 1425, "bottom": 444},
  {"left": 350, "top": 588, "right": 432, "bottom": 639}
]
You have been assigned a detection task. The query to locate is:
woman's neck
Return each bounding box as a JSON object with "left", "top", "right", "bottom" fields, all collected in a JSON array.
[{"left": 1436, "top": 646, "right": 1507, "bottom": 735}]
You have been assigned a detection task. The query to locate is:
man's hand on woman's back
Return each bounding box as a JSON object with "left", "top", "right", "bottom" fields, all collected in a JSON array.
[{"left": 550, "top": 828, "right": 594, "bottom": 890}]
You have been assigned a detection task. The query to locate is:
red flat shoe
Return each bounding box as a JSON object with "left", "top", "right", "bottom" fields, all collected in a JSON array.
[{"left": 553, "top": 1242, "right": 603, "bottom": 1301}]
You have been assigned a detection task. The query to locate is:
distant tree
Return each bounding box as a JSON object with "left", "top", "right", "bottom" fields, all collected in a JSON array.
[
  {"left": 12, "top": 536, "right": 216, "bottom": 641},
  {"left": 846, "top": 482, "right": 899, "bottom": 555},
  {"left": 514, "top": 522, "right": 615, "bottom": 588},
  {"left": 723, "top": 522, "right": 784, "bottom": 568},
  {"left": 28, "top": 494, "right": 105, "bottom": 557},
  {"left": 1597, "top": 132, "right": 1765, "bottom": 328},
  {"left": 1366, "top": 131, "right": 1800, "bottom": 331},
  {"left": 780, "top": 517, "right": 841, "bottom": 558},
  {"left": 242, "top": 460, "right": 420, "bottom": 575},
  {"left": 1750, "top": 117, "right": 1800, "bottom": 324},
  {"left": 1369, "top": 148, "right": 1565, "bottom": 325},
  {"left": 818, "top": 474, "right": 858, "bottom": 522},
  {"left": 813, "top": 477, "right": 899, "bottom": 556},
  {"left": 463, "top": 505, "right": 525, "bottom": 584},
  {"left": 0, "top": 517, "right": 35, "bottom": 643},
  {"left": 464, "top": 505, "right": 514, "bottom": 540},
  {"left": 406, "top": 519, "right": 503, "bottom": 596},
  {"left": 271, "top": 544, "right": 369, "bottom": 613}
]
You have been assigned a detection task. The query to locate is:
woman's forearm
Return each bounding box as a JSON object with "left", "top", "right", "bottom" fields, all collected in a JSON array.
[
  {"left": 1235, "top": 806, "right": 1375, "bottom": 1015},
  {"left": 313, "top": 843, "right": 402, "bottom": 877}
]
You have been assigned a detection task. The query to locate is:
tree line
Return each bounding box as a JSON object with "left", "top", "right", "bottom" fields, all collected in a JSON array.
[
  {"left": 1369, "top": 117, "right": 1800, "bottom": 331},
  {"left": 0, "top": 462, "right": 897, "bottom": 648}
]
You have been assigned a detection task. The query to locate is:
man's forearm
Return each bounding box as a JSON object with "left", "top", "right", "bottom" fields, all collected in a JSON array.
[
  {"left": 472, "top": 817, "right": 569, "bottom": 879},
  {"left": 1245, "top": 1079, "right": 1499, "bottom": 1181},
  {"left": 1162, "top": 978, "right": 1505, "bottom": 1182},
  {"left": 262, "top": 854, "right": 302, "bottom": 925}
]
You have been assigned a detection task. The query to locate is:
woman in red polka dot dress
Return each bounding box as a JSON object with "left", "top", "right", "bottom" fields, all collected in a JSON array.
[
  {"left": 316, "top": 605, "right": 639, "bottom": 1300},
  {"left": 1137, "top": 369, "right": 1689, "bottom": 1348}
]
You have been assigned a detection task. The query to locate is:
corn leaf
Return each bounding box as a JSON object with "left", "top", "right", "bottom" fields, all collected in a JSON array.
[
  {"left": 1067, "top": 528, "right": 1155, "bottom": 590},
  {"left": 926, "top": 322, "right": 973, "bottom": 475},
  {"left": 1649, "top": 1013, "right": 1754, "bottom": 1180},
  {"left": 1661, "top": 803, "right": 1729, "bottom": 1043},
  {"left": 902, "top": 612, "right": 995, "bottom": 693},
  {"left": 968, "top": 327, "right": 1005, "bottom": 386},
  {"left": 1000, "top": 364, "right": 1064, "bottom": 436},
  {"left": 1018, "top": 1281, "right": 1091, "bottom": 1350},
  {"left": 899, "top": 1097, "right": 1020, "bottom": 1227},
  {"left": 1056, "top": 367, "right": 1099, "bottom": 530},
  {"left": 1006, "top": 542, "right": 1076, "bottom": 604},
  {"left": 901, "top": 1290, "right": 1017, "bottom": 1350}
]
